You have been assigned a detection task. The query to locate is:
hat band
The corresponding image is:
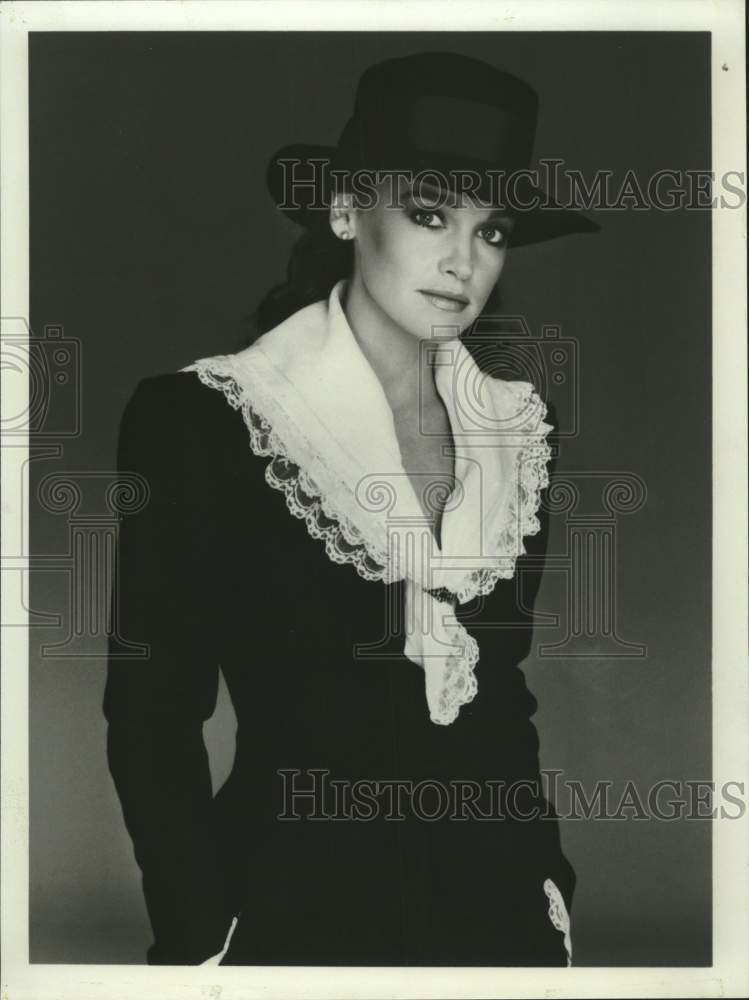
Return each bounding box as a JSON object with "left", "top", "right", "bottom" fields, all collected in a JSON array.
[{"left": 336, "top": 95, "right": 535, "bottom": 174}]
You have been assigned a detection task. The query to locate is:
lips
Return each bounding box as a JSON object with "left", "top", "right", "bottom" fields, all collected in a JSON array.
[{"left": 418, "top": 289, "right": 470, "bottom": 313}]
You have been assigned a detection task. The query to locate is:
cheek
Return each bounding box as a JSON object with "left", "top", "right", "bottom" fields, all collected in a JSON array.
[
  {"left": 366, "top": 215, "right": 387, "bottom": 259},
  {"left": 474, "top": 248, "right": 506, "bottom": 298},
  {"left": 463, "top": 254, "right": 502, "bottom": 320},
  {"left": 359, "top": 216, "right": 417, "bottom": 282}
]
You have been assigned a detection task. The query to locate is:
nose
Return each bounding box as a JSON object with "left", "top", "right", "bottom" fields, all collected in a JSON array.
[{"left": 439, "top": 233, "right": 473, "bottom": 282}]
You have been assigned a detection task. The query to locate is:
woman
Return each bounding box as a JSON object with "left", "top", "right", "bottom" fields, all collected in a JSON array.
[{"left": 105, "top": 51, "right": 598, "bottom": 967}]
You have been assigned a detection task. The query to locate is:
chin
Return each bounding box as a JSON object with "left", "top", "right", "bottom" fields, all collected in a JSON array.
[
  {"left": 418, "top": 314, "right": 474, "bottom": 340},
  {"left": 399, "top": 306, "right": 473, "bottom": 341}
]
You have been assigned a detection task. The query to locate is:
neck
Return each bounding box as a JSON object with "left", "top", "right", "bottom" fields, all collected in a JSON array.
[{"left": 341, "top": 273, "right": 441, "bottom": 414}]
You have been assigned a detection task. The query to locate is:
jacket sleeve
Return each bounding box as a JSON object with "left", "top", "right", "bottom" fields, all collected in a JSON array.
[{"left": 104, "top": 374, "right": 238, "bottom": 964}]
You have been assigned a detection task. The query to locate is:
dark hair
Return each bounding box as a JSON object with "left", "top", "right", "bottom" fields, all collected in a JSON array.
[
  {"left": 254, "top": 221, "right": 353, "bottom": 336},
  {"left": 239, "top": 219, "right": 505, "bottom": 347}
]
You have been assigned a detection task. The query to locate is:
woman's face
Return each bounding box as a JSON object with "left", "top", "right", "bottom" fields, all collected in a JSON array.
[{"left": 343, "top": 178, "right": 513, "bottom": 340}]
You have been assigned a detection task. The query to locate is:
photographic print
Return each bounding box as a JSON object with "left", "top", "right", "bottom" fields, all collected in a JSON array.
[{"left": 2, "top": 3, "right": 746, "bottom": 999}]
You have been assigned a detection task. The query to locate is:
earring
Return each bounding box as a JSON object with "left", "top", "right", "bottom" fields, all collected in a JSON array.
[{"left": 339, "top": 231, "right": 351, "bottom": 240}]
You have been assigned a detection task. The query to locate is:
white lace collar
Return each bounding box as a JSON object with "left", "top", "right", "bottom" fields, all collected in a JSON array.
[{"left": 181, "top": 280, "right": 552, "bottom": 725}]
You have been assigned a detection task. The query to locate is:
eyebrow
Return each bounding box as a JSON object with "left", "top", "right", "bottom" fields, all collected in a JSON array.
[{"left": 403, "top": 181, "right": 513, "bottom": 225}]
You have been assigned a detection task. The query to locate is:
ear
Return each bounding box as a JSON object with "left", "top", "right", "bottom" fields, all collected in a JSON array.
[{"left": 329, "top": 193, "right": 357, "bottom": 242}]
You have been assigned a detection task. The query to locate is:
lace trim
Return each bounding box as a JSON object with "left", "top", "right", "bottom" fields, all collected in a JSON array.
[
  {"left": 454, "top": 382, "right": 552, "bottom": 604},
  {"left": 432, "top": 623, "right": 479, "bottom": 725},
  {"left": 182, "top": 362, "right": 391, "bottom": 583},
  {"left": 543, "top": 877, "right": 572, "bottom": 967},
  {"left": 183, "top": 360, "right": 551, "bottom": 608}
]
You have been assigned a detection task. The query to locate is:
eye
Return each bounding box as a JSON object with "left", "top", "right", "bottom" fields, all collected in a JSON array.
[
  {"left": 479, "top": 226, "right": 507, "bottom": 247},
  {"left": 409, "top": 208, "right": 445, "bottom": 229}
]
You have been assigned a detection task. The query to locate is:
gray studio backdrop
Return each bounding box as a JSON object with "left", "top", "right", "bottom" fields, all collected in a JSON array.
[{"left": 28, "top": 32, "right": 711, "bottom": 965}]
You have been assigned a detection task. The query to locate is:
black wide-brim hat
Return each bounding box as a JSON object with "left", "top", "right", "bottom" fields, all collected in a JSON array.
[{"left": 267, "top": 51, "right": 600, "bottom": 248}]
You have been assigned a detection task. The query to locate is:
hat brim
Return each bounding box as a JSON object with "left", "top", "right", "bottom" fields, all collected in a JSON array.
[{"left": 266, "top": 143, "right": 600, "bottom": 248}]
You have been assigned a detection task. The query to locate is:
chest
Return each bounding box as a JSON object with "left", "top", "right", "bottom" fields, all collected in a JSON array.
[{"left": 391, "top": 399, "right": 456, "bottom": 543}]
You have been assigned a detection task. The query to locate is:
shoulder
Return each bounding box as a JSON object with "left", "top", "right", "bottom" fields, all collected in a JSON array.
[
  {"left": 122, "top": 370, "right": 241, "bottom": 428},
  {"left": 116, "top": 369, "right": 249, "bottom": 465},
  {"left": 125, "top": 369, "right": 229, "bottom": 412}
]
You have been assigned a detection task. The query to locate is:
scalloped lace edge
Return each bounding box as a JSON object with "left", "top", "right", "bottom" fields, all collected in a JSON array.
[
  {"left": 453, "top": 382, "right": 553, "bottom": 604},
  {"left": 543, "top": 877, "right": 572, "bottom": 967},
  {"left": 431, "top": 623, "right": 480, "bottom": 725},
  {"left": 183, "top": 361, "right": 393, "bottom": 584}
]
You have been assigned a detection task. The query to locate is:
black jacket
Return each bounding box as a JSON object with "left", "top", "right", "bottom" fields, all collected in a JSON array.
[{"left": 104, "top": 371, "right": 575, "bottom": 966}]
